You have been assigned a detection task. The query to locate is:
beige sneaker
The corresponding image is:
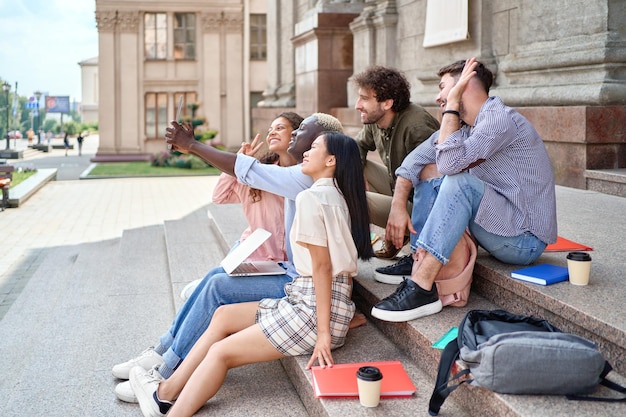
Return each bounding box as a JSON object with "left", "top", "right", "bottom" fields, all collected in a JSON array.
[
  {"left": 115, "top": 380, "right": 137, "bottom": 403},
  {"left": 130, "top": 366, "right": 173, "bottom": 417}
]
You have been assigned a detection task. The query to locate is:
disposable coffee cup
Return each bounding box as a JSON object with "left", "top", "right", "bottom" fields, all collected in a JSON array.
[
  {"left": 566, "top": 252, "right": 592, "bottom": 286},
  {"left": 356, "top": 366, "right": 383, "bottom": 407}
]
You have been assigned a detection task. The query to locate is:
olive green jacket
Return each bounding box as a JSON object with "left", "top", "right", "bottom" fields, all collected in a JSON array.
[{"left": 356, "top": 103, "right": 440, "bottom": 191}]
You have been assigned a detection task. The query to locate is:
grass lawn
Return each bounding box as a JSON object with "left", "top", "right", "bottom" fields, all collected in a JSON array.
[
  {"left": 87, "top": 161, "right": 221, "bottom": 177},
  {"left": 10, "top": 171, "right": 37, "bottom": 188}
]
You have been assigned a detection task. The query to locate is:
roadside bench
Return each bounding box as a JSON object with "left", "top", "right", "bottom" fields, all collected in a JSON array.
[{"left": 0, "top": 164, "right": 14, "bottom": 211}]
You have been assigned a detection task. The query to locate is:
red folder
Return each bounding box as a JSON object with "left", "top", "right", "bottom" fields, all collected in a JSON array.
[
  {"left": 310, "top": 361, "right": 416, "bottom": 398},
  {"left": 545, "top": 236, "right": 593, "bottom": 252}
]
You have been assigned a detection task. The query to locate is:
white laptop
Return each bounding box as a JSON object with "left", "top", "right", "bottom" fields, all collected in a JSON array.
[{"left": 221, "top": 228, "right": 288, "bottom": 277}]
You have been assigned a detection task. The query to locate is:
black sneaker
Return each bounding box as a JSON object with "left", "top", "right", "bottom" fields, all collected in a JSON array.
[
  {"left": 371, "top": 279, "right": 442, "bottom": 322},
  {"left": 374, "top": 255, "right": 414, "bottom": 284}
]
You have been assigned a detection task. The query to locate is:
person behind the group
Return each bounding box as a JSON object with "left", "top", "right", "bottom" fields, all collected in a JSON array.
[
  {"left": 353, "top": 65, "right": 440, "bottom": 260},
  {"left": 63, "top": 132, "right": 70, "bottom": 156},
  {"left": 76, "top": 132, "right": 85, "bottom": 156},
  {"left": 112, "top": 112, "right": 303, "bottom": 401},
  {"left": 129, "top": 131, "right": 374, "bottom": 417},
  {"left": 371, "top": 57, "right": 557, "bottom": 322},
  {"left": 112, "top": 113, "right": 345, "bottom": 402}
]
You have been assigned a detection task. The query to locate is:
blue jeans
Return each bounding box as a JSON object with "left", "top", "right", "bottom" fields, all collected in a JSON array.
[
  {"left": 412, "top": 173, "right": 546, "bottom": 266},
  {"left": 158, "top": 266, "right": 292, "bottom": 370}
]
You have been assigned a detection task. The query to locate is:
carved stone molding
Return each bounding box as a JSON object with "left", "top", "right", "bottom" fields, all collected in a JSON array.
[
  {"left": 222, "top": 12, "right": 244, "bottom": 32},
  {"left": 200, "top": 11, "right": 243, "bottom": 33},
  {"left": 95, "top": 10, "right": 117, "bottom": 33},
  {"left": 117, "top": 11, "right": 140, "bottom": 33}
]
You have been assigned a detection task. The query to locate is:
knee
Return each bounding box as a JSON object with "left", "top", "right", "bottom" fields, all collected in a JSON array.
[
  {"left": 208, "top": 339, "right": 235, "bottom": 367},
  {"left": 441, "top": 172, "right": 471, "bottom": 190}
]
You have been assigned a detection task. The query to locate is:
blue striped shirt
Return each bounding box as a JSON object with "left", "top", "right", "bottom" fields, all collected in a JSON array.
[{"left": 397, "top": 97, "right": 557, "bottom": 244}]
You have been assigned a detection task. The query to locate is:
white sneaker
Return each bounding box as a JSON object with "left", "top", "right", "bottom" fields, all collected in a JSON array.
[
  {"left": 112, "top": 347, "right": 164, "bottom": 380},
  {"left": 180, "top": 278, "right": 202, "bottom": 300},
  {"left": 115, "top": 380, "right": 137, "bottom": 403},
  {"left": 130, "top": 366, "right": 173, "bottom": 417}
]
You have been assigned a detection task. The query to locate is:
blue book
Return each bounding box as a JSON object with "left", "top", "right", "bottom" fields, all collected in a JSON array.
[{"left": 510, "top": 264, "right": 569, "bottom": 286}]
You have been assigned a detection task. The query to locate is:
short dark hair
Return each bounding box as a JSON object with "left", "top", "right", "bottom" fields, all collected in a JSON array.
[
  {"left": 353, "top": 66, "right": 411, "bottom": 113},
  {"left": 322, "top": 131, "right": 374, "bottom": 260},
  {"left": 437, "top": 60, "right": 494, "bottom": 93},
  {"left": 277, "top": 111, "right": 304, "bottom": 131}
]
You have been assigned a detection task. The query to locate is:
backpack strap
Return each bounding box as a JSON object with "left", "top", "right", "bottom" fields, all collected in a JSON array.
[
  {"left": 428, "top": 339, "right": 471, "bottom": 416},
  {"left": 566, "top": 362, "right": 626, "bottom": 402}
]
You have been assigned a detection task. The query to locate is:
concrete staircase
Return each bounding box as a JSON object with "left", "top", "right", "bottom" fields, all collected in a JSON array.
[
  {"left": 585, "top": 168, "right": 626, "bottom": 198},
  {"left": 1, "top": 185, "right": 624, "bottom": 416}
]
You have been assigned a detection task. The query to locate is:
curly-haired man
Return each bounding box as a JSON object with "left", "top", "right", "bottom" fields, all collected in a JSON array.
[{"left": 353, "top": 66, "right": 440, "bottom": 261}]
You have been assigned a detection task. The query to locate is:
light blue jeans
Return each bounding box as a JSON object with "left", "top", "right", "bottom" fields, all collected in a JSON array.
[
  {"left": 158, "top": 266, "right": 292, "bottom": 371},
  {"left": 411, "top": 173, "right": 546, "bottom": 266}
]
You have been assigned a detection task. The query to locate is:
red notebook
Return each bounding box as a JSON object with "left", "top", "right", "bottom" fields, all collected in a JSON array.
[
  {"left": 545, "top": 236, "right": 593, "bottom": 252},
  {"left": 310, "top": 361, "right": 416, "bottom": 398}
]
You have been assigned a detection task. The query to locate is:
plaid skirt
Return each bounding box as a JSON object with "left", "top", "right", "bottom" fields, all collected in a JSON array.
[{"left": 256, "top": 274, "right": 355, "bottom": 356}]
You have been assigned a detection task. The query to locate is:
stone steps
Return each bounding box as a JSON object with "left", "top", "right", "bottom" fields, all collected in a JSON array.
[
  {"left": 200, "top": 186, "right": 626, "bottom": 417},
  {"left": 4, "top": 184, "right": 622, "bottom": 416},
  {"left": 585, "top": 168, "right": 626, "bottom": 198}
]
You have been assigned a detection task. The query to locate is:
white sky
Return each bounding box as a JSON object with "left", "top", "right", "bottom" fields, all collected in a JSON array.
[{"left": 0, "top": 0, "right": 98, "bottom": 103}]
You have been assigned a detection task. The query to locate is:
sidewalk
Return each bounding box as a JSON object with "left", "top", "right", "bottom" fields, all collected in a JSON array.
[{"left": 0, "top": 139, "right": 221, "bottom": 318}]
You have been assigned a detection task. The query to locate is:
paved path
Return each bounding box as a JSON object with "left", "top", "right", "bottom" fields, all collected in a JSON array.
[{"left": 0, "top": 136, "right": 220, "bottom": 318}]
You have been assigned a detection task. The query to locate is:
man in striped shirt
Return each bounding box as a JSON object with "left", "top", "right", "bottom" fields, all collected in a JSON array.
[{"left": 371, "top": 58, "right": 557, "bottom": 323}]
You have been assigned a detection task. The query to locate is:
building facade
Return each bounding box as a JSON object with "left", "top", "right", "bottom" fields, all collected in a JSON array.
[
  {"left": 94, "top": 0, "right": 267, "bottom": 158},
  {"left": 78, "top": 57, "right": 99, "bottom": 124},
  {"left": 253, "top": 0, "right": 626, "bottom": 190},
  {"left": 93, "top": 0, "right": 625, "bottom": 191}
]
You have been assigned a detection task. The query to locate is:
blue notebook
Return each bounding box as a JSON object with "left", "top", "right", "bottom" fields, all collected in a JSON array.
[{"left": 510, "top": 264, "right": 569, "bottom": 286}]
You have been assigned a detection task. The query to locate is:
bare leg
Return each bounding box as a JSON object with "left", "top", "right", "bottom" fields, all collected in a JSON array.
[
  {"left": 349, "top": 312, "right": 367, "bottom": 329},
  {"left": 412, "top": 248, "right": 443, "bottom": 290},
  {"left": 167, "top": 318, "right": 284, "bottom": 416},
  {"left": 157, "top": 302, "right": 260, "bottom": 401}
]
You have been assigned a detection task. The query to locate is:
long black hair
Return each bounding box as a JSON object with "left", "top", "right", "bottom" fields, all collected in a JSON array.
[{"left": 322, "top": 131, "right": 374, "bottom": 260}]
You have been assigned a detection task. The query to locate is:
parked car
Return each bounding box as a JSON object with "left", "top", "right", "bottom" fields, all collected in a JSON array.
[{"left": 8, "top": 130, "right": 23, "bottom": 139}]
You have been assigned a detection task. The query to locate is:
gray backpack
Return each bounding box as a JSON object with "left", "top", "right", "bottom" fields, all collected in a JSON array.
[{"left": 428, "top": 309, "right": 626, "bottom": 416}]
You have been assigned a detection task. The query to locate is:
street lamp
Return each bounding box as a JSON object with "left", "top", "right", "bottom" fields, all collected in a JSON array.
[
  {"left": 3, "top": 82, "right": 9, "bottom": 151},
  {"left": 34, "top": 90, "right": 42, "bottom": 145}
]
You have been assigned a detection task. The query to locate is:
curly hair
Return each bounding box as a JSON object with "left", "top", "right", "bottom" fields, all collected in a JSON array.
[
  {"left": 352, "top": 66, "right": 411, "bottom": 113},
  {"left": 437, "top": 60, "right": 494, "bottom": 93},
  {"left": 311, "top": 113, "right": 344, "bottom": 133}
]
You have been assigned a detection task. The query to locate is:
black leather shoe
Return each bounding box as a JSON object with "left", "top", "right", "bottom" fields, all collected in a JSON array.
[
  {"left": 375, "top": 255, "right": 414, "bottom": 284},
  {"left": 371, "top": 279, "right": 442, "bottom": 322}
]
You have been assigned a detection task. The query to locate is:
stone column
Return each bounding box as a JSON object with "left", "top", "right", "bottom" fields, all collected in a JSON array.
[
  {"left": 260, "top": 0, "right": 297, "bottom": 108},
  {"left": 372, "top": 1, "right": 398, "bottom": 67},
  {"left": 292, "top": 13, "right": 359, "bottom": 116},
  {"left": 347, "top": 0, "right": 396, "bottom": 107},
  {"left": 95, "top": 10, "right": 117, "bottom": 155},
  {"left": 200, "top": 11, "right": 245, "bottom": 149},
  {"left": 117, "top": 11, "right": 141, "bottom": 153}
]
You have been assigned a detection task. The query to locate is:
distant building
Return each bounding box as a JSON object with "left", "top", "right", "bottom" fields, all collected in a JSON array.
[
  {"left": 78, "top": 57, "right": 99, "bottom": 124},
  {"left": 94, "top": 0, "right": 267, "bottom": 159}
]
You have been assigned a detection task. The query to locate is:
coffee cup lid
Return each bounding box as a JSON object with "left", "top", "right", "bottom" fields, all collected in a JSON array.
[
  {"left": 567, "top": 251, "right": 592, "bottom": 261},
  {"left": 357, "top": 366, "right": 383, "bottom": 381}
]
